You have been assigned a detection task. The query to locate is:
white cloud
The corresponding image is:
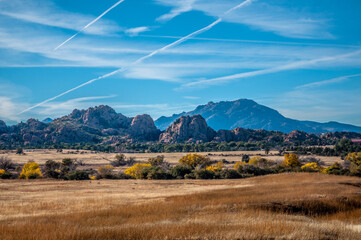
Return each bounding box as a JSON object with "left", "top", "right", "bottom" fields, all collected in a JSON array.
[
  {"left": 155, "top": 0, "right": 333, "bottom": 39},
  {"left": 0, "top": 0, "right": 122, "bottom": 36},
  {"left": 156, "top": 0, "right": 196, "bottom": 22},
  {"left": 181, "top": 49, "right": 361, "bottom": 88},
  {"left": 125, "top": 26, "right": 150, "bottom": 36},
  {"left": 37, "top": 95, "right": 117, "bottom": 116},
  {"left": 296, "top": 73, "right": 361, "bottom": 89},
  {"left": 54, "top": 0, "right": 126, "bottom": 50},
  {"left": 0, "top": 96, "right": 25, "bottom": 122}
]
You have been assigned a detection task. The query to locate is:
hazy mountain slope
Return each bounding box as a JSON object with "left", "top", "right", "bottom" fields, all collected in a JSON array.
[{"left": 155, "top": 99, "right": 361, "bottom": 133}]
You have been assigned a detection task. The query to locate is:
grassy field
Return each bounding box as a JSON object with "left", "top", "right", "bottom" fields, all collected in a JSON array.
[
  {"left": 0, "top": 149, "right": 342, "bottom": 170},
  {"left": 1, "top": 173, "right": 361, "bottom": 239}
]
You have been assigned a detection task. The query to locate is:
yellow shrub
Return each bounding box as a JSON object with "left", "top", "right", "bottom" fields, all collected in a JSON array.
[
  {"left": 234, "top": 161, "right": 246, "bottom": 170},
  {"left": 124, "top": 163, "right": 151, "bottom": 179},
  {"left": 179, "top": 154, "right": 210, "bottom": 168},
  {"left": 0, "top": 169, "right": 5, "bottom": 178},
  {"left": 206, "top": 161, "right": 224, "bottom": 172},
  {"left": 282, "top": 153, "right": 300, "bottom": 168},
  {"left": 301, "top": 162, "right": 321, "bottom": 172},
  {"left": 249, "top": 156, "right": 268, "bottom": 166},
  {"left": 345, "top": 152, "right": 361, "bottom": 166},
  {"left": 19, "top": 162, "right": 42, "bottom": 179}
]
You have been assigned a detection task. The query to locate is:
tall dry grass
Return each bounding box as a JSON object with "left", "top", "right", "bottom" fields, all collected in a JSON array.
[{"left": 1, "top": 173, "right": 361, "bottom": 239}]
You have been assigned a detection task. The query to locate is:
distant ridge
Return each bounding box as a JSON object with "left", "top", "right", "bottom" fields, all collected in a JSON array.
[
  {"left": 155, "top": 99, "right": 361, "bottom": 133},
  {"left": 1, "top": 104, "right": 361, "bottom": 147}
]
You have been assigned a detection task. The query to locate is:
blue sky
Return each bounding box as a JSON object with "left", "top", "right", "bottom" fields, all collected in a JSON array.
[{"left": 0, "top": 0, "right": 360, "bottom": 125}]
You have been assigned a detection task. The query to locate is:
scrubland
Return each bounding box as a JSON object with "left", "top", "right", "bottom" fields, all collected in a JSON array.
[
  {"left": 1, "top": 173, "right": 361, "bottom": 239},
  {"left": 1, "top": 149, "right": 342, "bottom": 168}
]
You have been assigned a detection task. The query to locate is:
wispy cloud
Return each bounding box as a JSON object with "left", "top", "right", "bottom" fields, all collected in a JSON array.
[
  {"left": 125, "top": 26, "right": 150, "bottom": 36},
  {"left": 139, "top": 34, "right": 361, "bottom": 49},
  {"left": 182, "top": 49, "right": 361, "bottom": 88},
  {"left": 156, "top": 0, "right": 333, "bottom": 39},
  {"left": 156, "top": 0, "right": 196, "bottom": 22},
  {"left": 18, "top": 0, "right": 254, "bottom": 114},
  {"left": 0, "top": 96, "right": 25, "bottom": 122},
  {"left": 296, "top": 73, "right": 361, "bottom": 89},
  {"left": 0, "top": 0, "right": 121, "bottom": 36},
  {"left": 39, "top": 95, "right": 117, "bottom": 114},
  {"left": 54, "top": 0, "right": 126, "bottom": 50}
]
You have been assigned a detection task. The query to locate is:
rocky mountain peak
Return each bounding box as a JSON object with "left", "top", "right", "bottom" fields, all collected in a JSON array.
[
  {"left": 159, "top": 115, "right": 215, "bottom": 143},
  {"left": 63, "top": 105, "right": 132, "bottom": 129},
  {"left": 130, "top": 114, "right": 160, "bottom": 141}
]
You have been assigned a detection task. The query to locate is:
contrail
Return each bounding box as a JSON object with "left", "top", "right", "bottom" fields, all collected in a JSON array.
[
  {"left": 19, "top": 0, "right": 254, "bottom": 114},
  {"left": 296, "top": 73, "right": 361, "bottom": 89},
  {"left": 54, "top": 0, "right": 126, "bottom": 51},
  {"left": 182, "top": 49, "right": 361, "bottom": 88}
]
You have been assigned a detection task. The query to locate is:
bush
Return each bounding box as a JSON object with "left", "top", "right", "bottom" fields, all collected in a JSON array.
[
  {"left": 301, "top": 156, "right": 324, "bottom": 166},
  {"left": 140, "top": 166, "right": 171, "bottom": 180},
  {"left": 242, "top": 155, "right": 250, "bottom": 163},
  {"left": 111, "top": 154, "right": 126, "bottom": 166},
  {"left": 169, "top": 165, "right": 192, "bottom": 179},
  {"left": 116, "top": 172, "right": 135, "bottom": 179},
  {"left": 179, "top": 153, "right": 210, "bottom": 169},
  {"left": 282, "top": 153, "right": 301, "bottom": 168},
  {"left": 218, "top": 169, "right": 241, "bottom": 179},
  {"left": 323, "top": 163, "right": 348, "bottom": 175},
  {"left": 64, "top": 170, "right": 89, "bottom": 180},
  {"left": 124, "top": 163, "right": 151, "bottom": 179},
  {"left": 61, "top": 158, "right": 77, "bottom": 175},
  {"left": 249, "top": 156, "right": 269, "bottom": 167},
  {"left": 111, "top": 154, "right": 135, "bottom": 167},
  {"left": 349, "top": 164, "right": 361, "bottom": 177},
  {"left": 43, "top": 160, "right": 61, "bottom": 179},
  {"left": 148, "top": 155, "right": 165, "bottom": 166},
  {"left": 19, "top": 162, "right": 42, "bottom": 179},
  {"left": 0, "top": 157, "right": 15, "bottom": 171},
  {"left": 16, "top": 147, "right": 24, "bottom": 155},
  {"left": 206, "top": 161, "right": 224, "bottom": 172},
  {"left": 194, "top": 169, "right": 215, "bottom": 179},
  {"left": 236, "top": 164, "right": 273, "bottom": 176},
  {"left": 345, "top": 152, "right": 361, "bottom": 166},
  {"left": 0, "top": 169, "right": 12, "bottom": 179},
  {"left": 234, "top": 161, "right": 246, "bottom": 170},
  {"left": 301, "top": 162, "right": 322, "bottom": 172},
  {"left": 97, "top": 165, "right": 115, "bottom": 179}
]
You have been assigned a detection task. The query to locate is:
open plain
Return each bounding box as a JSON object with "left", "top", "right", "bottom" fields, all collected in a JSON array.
[
  {"left": 1, "top": 173, "right": 361, "bottom": 239},
  {"left": 0, "top": 149, "right": 342, "bottom": 170}
]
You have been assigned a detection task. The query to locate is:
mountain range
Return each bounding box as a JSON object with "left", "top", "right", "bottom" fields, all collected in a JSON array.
[
  {"left": 0, "top": 99, "right": 361, "bottom": 148},
  {"left": 155, "top": 99, "right": 361, "bottom": 133}
]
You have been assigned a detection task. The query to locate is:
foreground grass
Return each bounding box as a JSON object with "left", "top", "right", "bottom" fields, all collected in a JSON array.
[{"left": 1, "top": 173, "right": 361, "bottom": 239}]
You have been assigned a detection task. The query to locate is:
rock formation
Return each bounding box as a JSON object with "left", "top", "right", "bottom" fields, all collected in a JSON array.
[{"left": 159, "top": 115, "right": 215, "bottom": 143}]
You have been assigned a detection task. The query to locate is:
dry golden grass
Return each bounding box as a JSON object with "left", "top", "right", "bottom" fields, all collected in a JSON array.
[
  {"left": 1, "top": 173, "right": 361, "bottom": 239},
  {"left": 0, "top": 149, "right": 342, "bottom": 169}
]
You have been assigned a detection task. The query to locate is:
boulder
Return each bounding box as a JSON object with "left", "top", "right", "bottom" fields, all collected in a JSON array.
[
  {"left": 159, "top": 115, "right": 215, "bottom": 143},
  {"left": 130, "top": 114, "right": 160, "bottom": 141}
]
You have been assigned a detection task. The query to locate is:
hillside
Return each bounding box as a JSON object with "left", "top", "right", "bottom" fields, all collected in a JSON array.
[
  {"left": 155, "top": 99, "right": 361, "bottom": 133},
  {"left": 1, "top": 104, "right": 361, "bottom": 148}
]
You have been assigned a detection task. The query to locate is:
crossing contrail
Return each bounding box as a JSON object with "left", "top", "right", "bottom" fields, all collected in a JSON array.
[
  {"left": 19, "top": 0, "right": 254, "bottom": 114},
  {"left": 54, "top": 0, "right": 126, "bottom": 51},
  {"left": 181, "top": 48, "right": 361, "bottom": 88}
]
